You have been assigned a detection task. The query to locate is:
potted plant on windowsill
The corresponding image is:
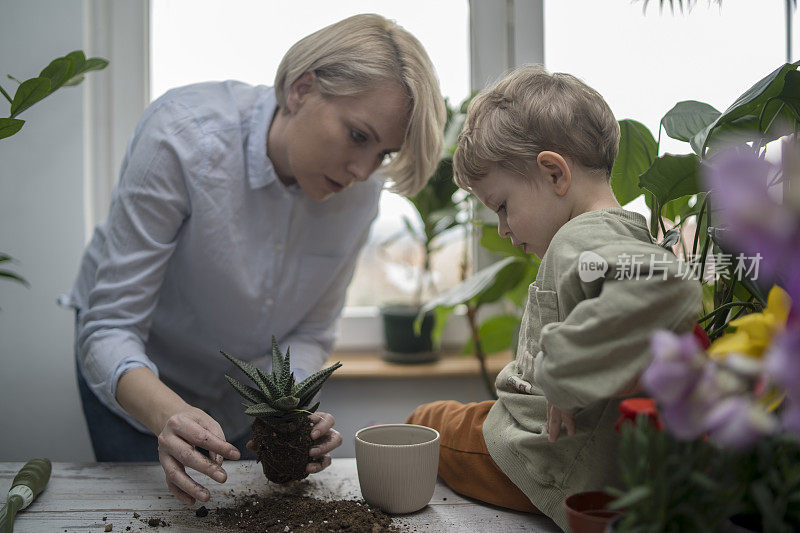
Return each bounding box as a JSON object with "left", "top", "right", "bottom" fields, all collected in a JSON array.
[{"left": 379, "top": 97, "right": 470, "bottom": 363}]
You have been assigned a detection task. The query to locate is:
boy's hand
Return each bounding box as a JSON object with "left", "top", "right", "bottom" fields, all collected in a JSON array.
[{"left": 546, "top": 402, "right": 575, "bottom": 442}]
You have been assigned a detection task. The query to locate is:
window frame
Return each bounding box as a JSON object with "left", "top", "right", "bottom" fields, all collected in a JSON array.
[{"left": 84, "top": 0, "right": 545, "bottom": 349}]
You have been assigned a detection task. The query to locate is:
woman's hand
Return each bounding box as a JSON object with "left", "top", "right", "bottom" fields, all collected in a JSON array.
[
  {"left": 157, "top": 406, "right": 241, "bottom": 505},
  {"left": 546, "top": 401, "right": 575, "bottom": 442},
  {"left": 246, "top": 410, "right": 342, "bottom": 473}
]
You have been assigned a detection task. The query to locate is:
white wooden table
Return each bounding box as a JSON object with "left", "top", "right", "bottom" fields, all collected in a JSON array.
[{"left": 1, "top": 459, "right": 561, "bottom": 532}]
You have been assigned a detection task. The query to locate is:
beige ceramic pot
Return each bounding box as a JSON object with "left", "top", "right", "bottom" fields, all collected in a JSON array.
[{"left": 354, "top": 424, "right": 440, "bottom": 514}]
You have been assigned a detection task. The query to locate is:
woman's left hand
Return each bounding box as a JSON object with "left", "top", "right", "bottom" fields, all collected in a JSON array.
[{"left": 246, "top": 411, "right": 342, "bottom": 473}]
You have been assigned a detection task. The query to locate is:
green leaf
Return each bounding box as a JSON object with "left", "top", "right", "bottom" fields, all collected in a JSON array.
[
  {"left": 0, "top": 269, "right": 30, "bottom": 286},
  {"left": 9, "top": 77, "right": 50, "bottom": 117},
  {"left": 220, "top": 350, "right": 277, "bottom": 400},
  {"left": 607, "top": 485, "right": 652, "bottom": 510},
  {"left": 244, "top": 402, "right": 284, "bottom": 418},
  {"left": 0, "top": 118, "right": 24, "bottom": 139},
  {"left": 63, "top": 54, "right": 109, "bottom": 86},
  {"left": 39, "top": 57, "right": 75, "bottom": 94},
  {"left": 270, "top": 336, "right": 284, "bottom": 378},
  {"left": 506, "top": 261, "right": 540, "bottom": 308},
  {"left": 292, "top": 362, "right": 342, "bottom": 406},
  {"left": 225, "top": 375, "right": 267, "bottom": 405},
  {"left": 695, "top": 63, "right": 798, "bottom": 154},
  {"left": 429, "top": 305, "right": 453, "bottom": 344},
  {"left": 461, "top": 314, "right": 519, "bottom": 355},
  {"left": 661, "top": 100, "right": 720, "bottom": 145},
  {"left": 65, "top": 50, "right": 87, "bottom": 71},
  {"left": 421, "top": 256, "right": 527, "bottom": 312},
  {"left": 611, "top": 119, "right": 657, "bottom": 206},
  {"left": 273, "top": 396, "right": 300, "bottom": 410},
  {"left": 776, "top": 69, "right": 800, "bottom": 122},
  {"left": 639, "top": 154, "right": 702, "bottom": 210},
  {"left": 279, "top": 346, "right": 293, "bottom": 395},
  {"left": 479, "top": 222, "right": 527, "bottom": 258}
]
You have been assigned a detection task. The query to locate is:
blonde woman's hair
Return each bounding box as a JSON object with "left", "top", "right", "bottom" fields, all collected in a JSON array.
[
  {"left": 274, "top": 14, "right": 446, "bottom": 197},
  {"left": 453, "top": 64, "right": 619, "bottom": 189}
]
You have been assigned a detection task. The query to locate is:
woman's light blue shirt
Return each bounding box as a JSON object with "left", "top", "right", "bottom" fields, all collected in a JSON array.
[{"left": 61, "top": 81, "right": 382, "bottom": 438}]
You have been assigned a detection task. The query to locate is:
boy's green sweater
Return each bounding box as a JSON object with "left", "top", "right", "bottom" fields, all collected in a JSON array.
[{"left": 482, "top": 208, "right": 702, "bottom": 531}]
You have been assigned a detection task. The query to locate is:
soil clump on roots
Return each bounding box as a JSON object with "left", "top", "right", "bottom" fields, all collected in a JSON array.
[{"left": 253, "top": 416, "right": 317, "bottom": 483}]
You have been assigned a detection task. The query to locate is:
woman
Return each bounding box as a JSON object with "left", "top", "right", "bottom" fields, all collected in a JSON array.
[{"left": 62, "top": 14, "right": 445, "bottom": 506}]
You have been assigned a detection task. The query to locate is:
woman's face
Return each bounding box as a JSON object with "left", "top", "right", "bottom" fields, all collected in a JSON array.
[{"left": 278, "top": 73, "right": 410, "bottom": 201}]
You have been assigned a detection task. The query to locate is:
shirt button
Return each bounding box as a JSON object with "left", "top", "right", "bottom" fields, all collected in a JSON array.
[{"left": 266, "top": 298, "right": 274, "bottom": 306}]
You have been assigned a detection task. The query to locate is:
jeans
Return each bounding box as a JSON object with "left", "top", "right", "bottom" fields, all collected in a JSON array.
[{"left": 75, "top": 313, "right": 256, "bottom": 461}]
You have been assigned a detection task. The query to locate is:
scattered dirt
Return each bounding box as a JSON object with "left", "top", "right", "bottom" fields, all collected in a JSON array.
[{"left": 208, "top": 492, "right": 403, "bottom": 532}]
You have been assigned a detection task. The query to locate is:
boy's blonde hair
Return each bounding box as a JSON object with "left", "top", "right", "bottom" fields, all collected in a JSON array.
[
  {"left": 453, "top": 64, "right": 619, "bottom": 188},
  {"left": 275, "top": 13, "right": 446, "bottom": 197}
]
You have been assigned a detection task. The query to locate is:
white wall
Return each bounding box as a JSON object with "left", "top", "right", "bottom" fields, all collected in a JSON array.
[{"left": 0, "top": 0, "right": 94, "bottom": 461}]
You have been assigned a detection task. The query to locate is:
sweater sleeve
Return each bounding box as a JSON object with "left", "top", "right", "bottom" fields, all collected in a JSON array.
[{"left": 532, "top": 242, "right": 702, "bottom": 412}]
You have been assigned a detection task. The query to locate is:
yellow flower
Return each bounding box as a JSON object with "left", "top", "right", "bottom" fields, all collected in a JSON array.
[{"left": 708, "top": 286, "right": 792, "bottom": 360}]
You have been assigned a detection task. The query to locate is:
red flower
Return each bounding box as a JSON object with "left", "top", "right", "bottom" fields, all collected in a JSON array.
[
  {"left": 693, "top": 323, "right": 711, "bottom": 350},
  {"left": 615, "top": 398, "right": 665, "bottom": 432}
]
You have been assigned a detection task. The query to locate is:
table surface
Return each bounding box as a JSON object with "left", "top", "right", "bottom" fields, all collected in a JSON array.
[{"left": 0, "top": 459, "right": 561, "bottom": 532}]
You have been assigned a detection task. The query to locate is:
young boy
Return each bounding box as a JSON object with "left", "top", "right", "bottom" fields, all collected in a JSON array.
[{"left": 407, "top": 65, "right": 702, "bottom": 530}]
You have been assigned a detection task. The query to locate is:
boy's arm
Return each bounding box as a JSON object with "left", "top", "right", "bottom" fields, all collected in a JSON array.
[{"left": 533, "top": 245, "right": 702, "bottom": 413}]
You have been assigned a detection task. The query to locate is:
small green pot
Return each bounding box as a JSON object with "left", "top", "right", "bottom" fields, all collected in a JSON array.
[{"left": 380, "top": 304, "right": 440, "bottom": 363}]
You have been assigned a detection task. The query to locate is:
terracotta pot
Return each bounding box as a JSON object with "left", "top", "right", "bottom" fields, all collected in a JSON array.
[{"left": 564, "top": 491, "right": 621, "bottom": 533}]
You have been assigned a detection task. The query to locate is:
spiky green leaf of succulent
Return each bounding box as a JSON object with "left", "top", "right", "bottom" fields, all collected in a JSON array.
[
  {"left": 222, "top": 341, "right": 341, "bottom": 420},
  {"left": 245, "top": 402, "right": 286, "bottom": 418},
  {"left": 293, "top": 362, "right": 342, "bottom": 401},
  {"left": 279, "top": 346, "right": 293, "bottom": 394},
  {"left": 220, "top": 350, "right": 280, "bottom": 400},
  {"left": 225, "top": 375, "right": 267, "bottom": 405},
  {"left": 271, "top": 336, "right": 284, "bottom": 377},
  {"left": 273, "top": 396, "right": 300, "bottom": 410}
]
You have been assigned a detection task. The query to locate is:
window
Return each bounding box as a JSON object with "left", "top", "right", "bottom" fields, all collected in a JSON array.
[{"left": 543, "top": 0, "right": 791, "bottom": 214}]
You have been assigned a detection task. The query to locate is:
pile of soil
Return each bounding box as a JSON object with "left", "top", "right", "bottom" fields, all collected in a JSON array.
[{"left": 208, "top": 492, "right": 404, "bottom": 532}]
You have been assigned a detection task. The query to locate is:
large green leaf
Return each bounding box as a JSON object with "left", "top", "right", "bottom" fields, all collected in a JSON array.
[
  {"left": 611, "top": 119, "right": 657, "bottom": 206},
  {"left": 694, "top": 63, "right": 798, "bottom": 154},
  {"left": 461, "top": 314, "right": 520, "bottom": 355},
  {"left": 39, "top": 57, "right": 75, "bottom": 94},
  {"left": 421, "top": 256, "right": 527, "bottom": 313},
  {"left": 10, "top": 77, "right": 50, "bottom": 117},
  {"left": 506, "top": 261, "right": 540, "bottom": 308},
  {"left": 479, "top": 222, "right": 527, "bottom": 258},
  {"left": 639, "top": 154, "right": 702, "bottom": 209},
  {"left": 0, "top": 118, "right": 24, "bottom": 139},
  {"left": 775, "top": 69, "right": 800, "bottom": 123},
  {"left": 661, "top": 100, "right": 720, "bottom": 146}
]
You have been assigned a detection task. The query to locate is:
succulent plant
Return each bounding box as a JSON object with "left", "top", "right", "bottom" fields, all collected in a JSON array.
[{"left": 221, "top": 336, "right": 341, "bottom": 420}]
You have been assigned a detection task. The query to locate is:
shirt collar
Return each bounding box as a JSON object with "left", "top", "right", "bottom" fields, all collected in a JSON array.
[{"left": 246, "top": 86, "right": 280, "bottom": 190}]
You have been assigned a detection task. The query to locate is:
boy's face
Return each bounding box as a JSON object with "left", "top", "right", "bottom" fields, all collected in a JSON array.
[{"left": 470, "top": 165, "right": 568, "bottom": 258}]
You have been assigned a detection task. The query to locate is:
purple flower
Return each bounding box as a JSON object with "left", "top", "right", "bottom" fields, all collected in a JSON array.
[
  {"left": 765, "top": 328, "right": 800, "bottom": 396},
  {"left": 782, "top": 397, "right": 800, "bottom": 434},
  {"left": 643, "top": 330, "right": 705, "bottom": 405},
  {"left": 704, "top": 396, "right": 778, "bottom": 450},
  {"left": 703, "top": 146, "right": 800, "bottom": 300},
  {"left": 660, "top": 401, "right": 708, "bottom": 440}
]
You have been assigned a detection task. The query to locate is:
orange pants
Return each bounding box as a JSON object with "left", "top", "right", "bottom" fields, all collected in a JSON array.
[{"left": 406, "top": 400, "right": 541, "bottom": 513}]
